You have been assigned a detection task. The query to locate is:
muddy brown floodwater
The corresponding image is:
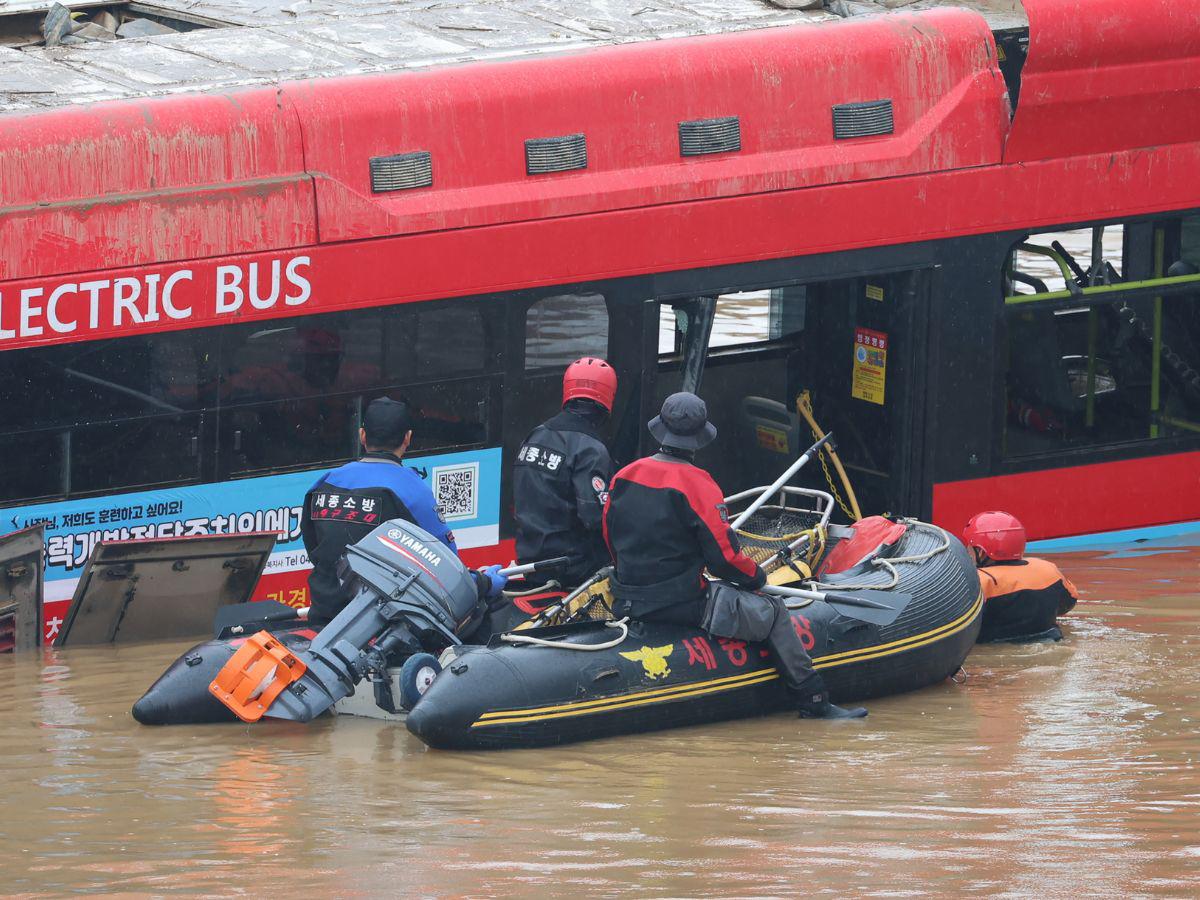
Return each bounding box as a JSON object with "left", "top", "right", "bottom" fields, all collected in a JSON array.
[{"left": 2, "top": 543, "right": 1198, "bottom": 897}]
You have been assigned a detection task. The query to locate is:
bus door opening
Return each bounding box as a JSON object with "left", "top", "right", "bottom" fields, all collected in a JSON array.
[
  {"left": 801, "top": 272, "right": 927, "bottom": 519},
  {"left": 653, "top": 270, "right": 928, "bottom": 521}
]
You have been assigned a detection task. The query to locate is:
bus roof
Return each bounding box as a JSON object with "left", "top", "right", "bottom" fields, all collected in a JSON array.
[{"left": 0, "top": 0, "right": 1026, "bottom": 113}]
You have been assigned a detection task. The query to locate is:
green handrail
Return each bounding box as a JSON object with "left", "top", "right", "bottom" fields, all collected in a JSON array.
[
  {"left": 1157, "top": 414, "right": 1200, "bottom": 435},
  {"left": 1004, "top": 272, "right": 1200, "bottom": 305}
]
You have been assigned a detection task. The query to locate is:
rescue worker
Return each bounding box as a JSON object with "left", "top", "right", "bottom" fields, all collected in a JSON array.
[
  {"left": 965, "top": 510, "right": 1079, "bottom": 642},
  {"left": 514, "top": 357, "right": 618, "bottom": 587},
  {"left": 302, "top": 396, "right": 505, "bottom": 627},
  {"left": 603, "top": 392, "right": 866, "bottom": 719}
]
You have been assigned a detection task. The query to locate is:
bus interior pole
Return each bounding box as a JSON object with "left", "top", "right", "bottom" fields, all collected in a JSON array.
[
  {"left": 679, "top": 296, "right": 716, "bottom": 395},
  {"left": 1151, "top": 227, "right": 1165, "bottom": 438},
  {"left": 1085, "top": 226, "right": 1104, "bottom": 429}
]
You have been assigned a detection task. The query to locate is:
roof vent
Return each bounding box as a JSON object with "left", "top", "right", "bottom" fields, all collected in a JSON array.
[
  {"left": 832, "top": 100, "right": 894, "bottom": 139},
  {"left": 679, "top": 116, "right": 741, "bottom": 156},
  {"left": 370, "top": 151, "right": 433, "bottom": 193},
  {"left": 525, "top": 134, "right": 587, "bottom": 175}
]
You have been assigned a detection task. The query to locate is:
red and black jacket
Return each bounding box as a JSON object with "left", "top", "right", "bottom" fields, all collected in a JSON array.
[{"left": 602, "top": 452, "right": 765, "bottom": 616}]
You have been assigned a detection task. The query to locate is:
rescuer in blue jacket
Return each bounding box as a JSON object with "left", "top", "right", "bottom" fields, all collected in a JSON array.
[{"left": 301, "top": 397, "right": 504, "bottom": 627}]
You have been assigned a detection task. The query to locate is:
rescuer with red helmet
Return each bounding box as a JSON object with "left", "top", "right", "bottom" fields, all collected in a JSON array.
[
  {"left": 964, "top": 510, "right": 1079, "bottom": 642},
  {"left": 513, "top": 357, "right": 618, "bottom": 587},
  {"left": 603, "top": 392, "right": 866, "bottom": 720}
]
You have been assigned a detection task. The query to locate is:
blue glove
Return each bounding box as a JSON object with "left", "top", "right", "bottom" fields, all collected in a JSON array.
[{"left": 481, "top": 564, "right": 507, "bottom": 599}]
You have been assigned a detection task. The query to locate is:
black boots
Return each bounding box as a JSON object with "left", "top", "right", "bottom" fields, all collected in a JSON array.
[{"left": 796, "top": 679, "right": 867, "bottom": 719}]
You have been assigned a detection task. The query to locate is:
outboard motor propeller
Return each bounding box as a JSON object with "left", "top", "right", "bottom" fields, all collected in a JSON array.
[{"left": 208, "top": 519, "right": 482, "bottom": 723}]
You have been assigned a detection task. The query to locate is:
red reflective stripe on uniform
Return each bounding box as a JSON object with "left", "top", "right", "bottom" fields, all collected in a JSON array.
[
  {"left": 610, "top": 457, "right": 757, "bottom": 579},
  {"left": 602, "top": 488, "right": 613, "bottom": 557}
]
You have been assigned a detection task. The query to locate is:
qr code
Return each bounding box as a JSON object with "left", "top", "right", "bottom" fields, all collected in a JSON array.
[{"left": 433, "top": 462, "right": 479, "bottom": 521}]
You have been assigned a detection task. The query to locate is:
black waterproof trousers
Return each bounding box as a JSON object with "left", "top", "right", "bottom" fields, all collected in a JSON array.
[{"left": 629, "top": 582, "right": 820, "bottom": 697}]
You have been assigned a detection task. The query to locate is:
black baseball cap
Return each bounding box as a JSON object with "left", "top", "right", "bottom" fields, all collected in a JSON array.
[
  {"left": 363, "top": 397, "right": 414, "bottom": 447},
  {"left": 648, "top": 391, "right": 717, "bottom": 450}
]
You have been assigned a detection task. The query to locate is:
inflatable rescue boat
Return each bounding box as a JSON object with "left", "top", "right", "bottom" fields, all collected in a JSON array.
[
  {"left": 134, "top": 484, "right": 982, "bottom": 748},
  {"left": 408, "top": 514, "right": 982, "bottom": 749}
]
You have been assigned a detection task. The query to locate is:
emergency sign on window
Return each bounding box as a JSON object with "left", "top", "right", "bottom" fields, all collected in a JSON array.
[
  {"left": 755, "top": 424, "right": 789, "bottom": 454},
  {"left": 851, "top": 327, "right": 887, "bottom": 405}
]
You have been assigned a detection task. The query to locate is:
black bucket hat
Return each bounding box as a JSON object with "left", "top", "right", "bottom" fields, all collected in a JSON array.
[{"left": 648, "top": 391, "right": 717, "bottom": 450}]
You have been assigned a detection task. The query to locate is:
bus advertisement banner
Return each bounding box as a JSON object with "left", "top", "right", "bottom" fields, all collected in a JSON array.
[{"left": 4, "top": 447, "right": 503, "bottom": 643}]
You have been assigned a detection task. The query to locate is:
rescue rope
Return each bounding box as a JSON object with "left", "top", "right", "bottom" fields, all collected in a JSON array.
[
  {"left": 807, "top": 520, "right": 952, "bottom": 592},
  {"left": 500, "top": 617, "right": 630, "bottom": 651},
  {"left": 796, "top": 391, "right": 862, "bottom": 521}
]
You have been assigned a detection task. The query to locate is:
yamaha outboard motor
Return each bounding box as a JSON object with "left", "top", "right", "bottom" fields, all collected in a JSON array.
[{"left": 209, "top": 519, "right": 481, "bottom": 723}]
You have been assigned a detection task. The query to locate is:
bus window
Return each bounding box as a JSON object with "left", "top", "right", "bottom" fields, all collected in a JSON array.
[
  {"left": 0, "top": 330, "right": 212, "bottom": 501},
  {"left": 218, "top": 301, "right": 499, "bottom": 477},
  {"left": 524, "top": 292, "right": 608, "bottom": 369},
  {"left": 0, "top": 432, "right": 64, "bottom": 504},
  {"left": 401, "top": 379, "right": 491, "bottom": 453},
  {"left": 1002, "top": 221, "right": 1200, "bottom": 456},
  {"left": 71, "top": 414, "right": 203, "bottom": 494},
  {"left": 219, "top": 311, "right": 384, "bottom": 404},
  {"left": 660, "top": 288, "right": 804, "bottom": 353},
  {"left": 654, "top": 289, "right": 800, "bottom": 496},
  {"left": 503, "top": 291, "right": 612, "bottom": 457},
  {"left": 1183, "top": 214, "right": 1200, "bottom": 264},
  {"left": 414, "top": 305, "right": 491, "bottom": 376},
  {"left": 220, "top": 396, "right": 359, "bottom": 477},
  {"left": 710, "top": 291, "right": 773, "bottom": 348}
]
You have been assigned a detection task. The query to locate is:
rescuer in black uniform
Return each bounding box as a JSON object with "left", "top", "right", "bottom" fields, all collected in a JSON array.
[
  {"left": 603, "top": 392, "right": 866, "bottom": 719},
  {"left": 301, "top": 397, "right": 505, "bottom": 628},
  {"left": 514, "top": 357, "right": 618, "bottom": 588}
]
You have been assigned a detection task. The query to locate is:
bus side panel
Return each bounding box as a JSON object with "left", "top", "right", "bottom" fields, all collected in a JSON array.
[
  {"left": 0, "top": 90, "right": 314, "bottom": 282},
  {"left": 1006, "top": 0, "right": 1200, "bottom": 163},
  {"left": 20, "top": 449, "right": 505, "bottom": 644},
  {"left": 286, "top": 10, "right": 1006, "bottom": 240},
  {"left": 4, "top": 141, "right": 1200, "bottom": 354},
  {"left": 931, "top": 449, "right": 1200, "bottom": 541}
]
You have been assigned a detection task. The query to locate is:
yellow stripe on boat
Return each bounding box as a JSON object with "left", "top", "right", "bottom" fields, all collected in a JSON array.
[
  {"left": 473, "top": 668, "right": 780, "bottom": 726},
  {"left": 470, "top": 589, "right": 983, "bottom": 729},
  {"left": 813, "top": 590, "right": 984, "bottom": 668}
]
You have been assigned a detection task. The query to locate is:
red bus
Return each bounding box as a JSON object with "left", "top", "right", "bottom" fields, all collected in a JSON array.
[{"left": 2, "top": 0, "right": 1198, "bottom": 640}]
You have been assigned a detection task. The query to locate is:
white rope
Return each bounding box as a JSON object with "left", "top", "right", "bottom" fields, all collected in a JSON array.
[
  {"left": 807, "top": 520, "right": 952, "bottom": 591},
  {"left": 500, "top": 618, "right": 630, "bottom": 651}
]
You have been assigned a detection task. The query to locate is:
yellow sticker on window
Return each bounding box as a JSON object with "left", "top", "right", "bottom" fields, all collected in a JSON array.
[
  {"left": 851, "top": 327, "right": 887, "bottom": 405},
  {"left": 865, "top": 284, "right": 884, "bottom": 302},
  {"left": 755, "top": 424, "right": 789, "bottom": 454}
]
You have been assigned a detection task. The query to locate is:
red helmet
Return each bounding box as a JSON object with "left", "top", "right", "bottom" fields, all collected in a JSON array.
[
  {"left": 963, "top": 511, "right": 1026, "bottom": 562},
  {"left": 563, "top": 357, "right": 617, "bottom": 412}
]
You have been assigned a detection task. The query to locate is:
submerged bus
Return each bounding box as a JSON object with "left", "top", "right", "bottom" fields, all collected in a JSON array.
[{"left": 1, "top": 0, "right": 1198, "bottom": 640}]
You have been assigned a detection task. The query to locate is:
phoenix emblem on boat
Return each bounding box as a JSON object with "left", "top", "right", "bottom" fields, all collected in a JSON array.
[{"left": 620, "top": 644, "right": 674, "bottom": 680}]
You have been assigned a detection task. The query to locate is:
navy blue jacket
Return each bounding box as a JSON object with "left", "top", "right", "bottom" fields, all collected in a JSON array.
[{"left": 301, "top": 452, "right": 456, "bottom": 625}]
